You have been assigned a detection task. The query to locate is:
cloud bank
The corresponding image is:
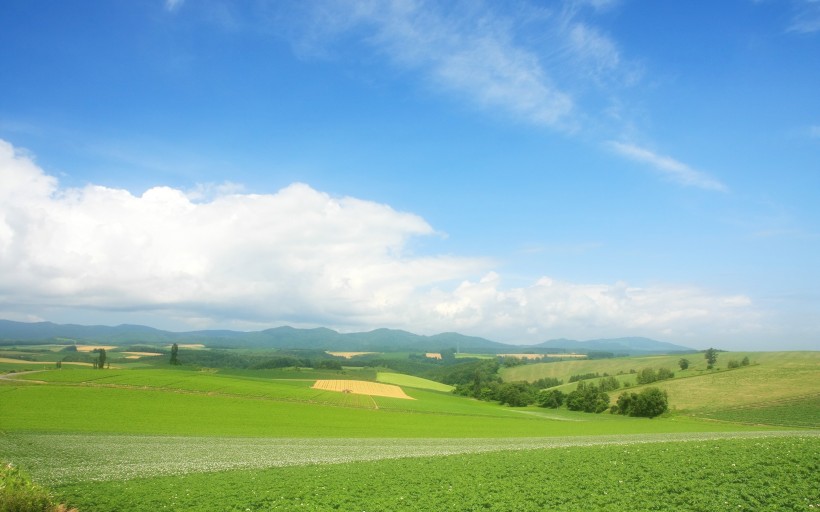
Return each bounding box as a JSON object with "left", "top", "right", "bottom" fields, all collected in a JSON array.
[{"left": 0, "top": 139, "right": 757, "bottom": 344}]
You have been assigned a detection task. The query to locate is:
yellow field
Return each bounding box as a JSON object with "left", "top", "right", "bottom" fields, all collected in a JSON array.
[
  {"left": 499, "top": 353, "right": 587, "bottom": 360},
  {"left": 425, "top": 353, "right": 441, "bottom": 359},
  {"left": 0, "top": 358, "right": 94, "bottom": 367},
  {"left": 312, "top": 380, "right": 414, "bottom": 400},
  {"left": 168, "top": 344, "right": 206, "bottom": 349},
  {"left": 74, "top": 345, "right": 118, "bottom": 352},
  {"left": 122, "top": 351, "right": 163, "bottom": 357},
  {"left": 325, "top": 351, "right": 378, "bottom": 359}
]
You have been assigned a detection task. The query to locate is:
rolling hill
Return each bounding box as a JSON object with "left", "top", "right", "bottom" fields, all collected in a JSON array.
[{"left": 0, "top": 319, "right": 695, "bottom": 354}]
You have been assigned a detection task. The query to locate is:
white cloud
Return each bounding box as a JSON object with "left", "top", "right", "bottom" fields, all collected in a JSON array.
[
  {"left": 425, "top": 274, "right": 757, "bottom": 344},
  {"left": 788, "top": 0, "right": 820, "bottom": 33},
  {"left": 607, "top": 141, "right": 728, "bottom": 192},
  {"left": 0, "top": 138, "right": 762, "bottom": 345},
  {"left": 285, "top": 0, "right": 640, "bottom": 132},
  {"left": 165, "top": 0, "right": 184, "bottom": 12}
]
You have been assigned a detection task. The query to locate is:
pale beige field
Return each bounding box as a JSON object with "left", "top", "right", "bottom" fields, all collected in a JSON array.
[
  {"left": 122, "top": 351, "right": 163, "bottom": 357},
  {"left": 325, "top": 351, "right": 378, "bottom": 359},
  {"left": 499, "top": 353, "right": 587, "bottom": 360},
  {"left": 74, "top": 345, "right": 118, "bottom": 352},
  {"left": 425, "top": 352, "right": 442, "bottom": 359},
  {"left": 0, "top": 358, "right": 94, "bottom": 367},
  {"left": 312, "top": 379, "right": 414, "bottom": 400}
]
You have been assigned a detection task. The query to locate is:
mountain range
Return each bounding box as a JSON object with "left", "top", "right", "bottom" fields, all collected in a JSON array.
[{"left": 0, "top": 319, "right": 696, "bottom": 355}]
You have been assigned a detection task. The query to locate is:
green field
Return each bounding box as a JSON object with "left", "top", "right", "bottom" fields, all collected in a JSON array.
[{"left": 1, "top": 351, "right": 818, "bottom": 510}]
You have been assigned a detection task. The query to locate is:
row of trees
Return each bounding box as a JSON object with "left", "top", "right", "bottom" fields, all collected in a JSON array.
[{"left": 635, "top": 367, "right": 674, "bottom": 385}]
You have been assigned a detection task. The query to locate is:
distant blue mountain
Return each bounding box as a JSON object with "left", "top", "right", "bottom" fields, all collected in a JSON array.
[
  {"left": 0, "top": 319, "right": 694, "bottom": 354},
  {"left": 534, "top": 336, "right": 695, "bottom": 354}
]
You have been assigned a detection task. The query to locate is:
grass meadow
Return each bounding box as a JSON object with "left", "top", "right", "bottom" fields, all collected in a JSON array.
[{"left": 1, "top": 350, "right": 818, "bottom": 510}]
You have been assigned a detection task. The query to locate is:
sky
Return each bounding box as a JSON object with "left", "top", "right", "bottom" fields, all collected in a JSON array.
[{"left": 1, "top": 0, "right": 818, "bottom": 350}]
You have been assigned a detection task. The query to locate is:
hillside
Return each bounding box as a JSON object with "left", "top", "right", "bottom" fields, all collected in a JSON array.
[
  {"left": 502, "top": 351, "right": 820, "bottom": 426},
  {"left": 0, "top": 319, "right": 693, "bottom": 354},
  {"left": 535, "top": 337, "right": 693, "bottom": 354}
]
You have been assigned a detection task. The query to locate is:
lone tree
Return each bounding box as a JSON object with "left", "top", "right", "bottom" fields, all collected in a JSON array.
[
  {"left": 678, "top": 358, "right": 690, "bottom": 370},
  {"left": 97, "top": 348, "right": 106, "bottom": 369},
  {"left": 170, "top": 343, "right": 180, "bottom": 365},
  {"left": 704, "top": 348, "right": 718, "bottom": 370}
]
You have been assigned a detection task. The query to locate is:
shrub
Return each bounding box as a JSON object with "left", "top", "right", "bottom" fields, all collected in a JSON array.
[
  {"left": 741, "top": 356, "right": 750, "bottom": 366},
  {"left": 597, "top": 376, "right": 621, "bottom": 392},
  {"left": 537, "top": 389, "right": 565, "bottom": 408},
  {"left": 0, "top": 463, "right": 77, "bottom": 512},
  {"left": 566, "top": 382, "right": 609, "bottom": 413},
  {"left": 613, "top": 387, "right": 668, "bottom": 418},
  {"left": 727, "top": 360, "right": 740, "bottom": 369}
]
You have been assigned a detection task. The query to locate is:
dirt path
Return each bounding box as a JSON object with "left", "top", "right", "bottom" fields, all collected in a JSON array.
[{"left": 0, "top": 370, "right": 48, "bottom": 384}]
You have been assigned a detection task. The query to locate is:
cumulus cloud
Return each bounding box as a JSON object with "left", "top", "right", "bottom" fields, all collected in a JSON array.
[
  {"left": 1, "top": 139, "right": 757, "bottom": 343},
  {"left": 607, "top": 141, "right": 728, "bottom": 192}
]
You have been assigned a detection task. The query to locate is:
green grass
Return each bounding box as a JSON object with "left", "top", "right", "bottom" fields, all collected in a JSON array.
[
  {"left": 377, "top": 371, "right": 454, "bottom": 392},
  {"left": 1, "top": 359, "right": 817, "bottom": 511},
  {"left": 0, "top": 370, "right": 765, "bottom": 438},
  {"left": 503, "top": 351, "right": 820, "bottom": 419},
  {"left": 42, "top": 434, "right": 820, "bottom": 512},
  {"left": 694, "top": 394, "right": 820, "bottom": 427}
]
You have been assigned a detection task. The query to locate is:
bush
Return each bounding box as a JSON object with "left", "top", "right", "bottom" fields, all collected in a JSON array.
[
  {"left": 613, "top": 387, "right": 668, "bottom": 418},
  {"left": 0, "top": 463, "right": 77, "bottom": 512},
  {"left": 566, "top": 381, "right": 609, "bottom": 413},
  {"left": 597, "top": 376, "right": 621, "bottom": 392},
  {"left": 497, "top": 382, "right": 536, "bottom": 407},
  {"left": 568, "top": 372, "right": 600, "bottom": 383},
  {"left": 727, "top": 360, "right": 740, "bottom": 369},
  {"left": 537, "top": 389, "right": 565, "bottom": 408}
]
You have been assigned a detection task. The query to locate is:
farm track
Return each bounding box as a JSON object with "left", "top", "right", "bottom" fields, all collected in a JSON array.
[{"left": 2, "top": 430, "right": 816, "bottom": 486}]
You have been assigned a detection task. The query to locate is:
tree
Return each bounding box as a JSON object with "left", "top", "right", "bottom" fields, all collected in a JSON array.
[
  {"left": 537, "top": 389, "right": 565, "bottom": 409},
  {"left": 170, "top": 343, "right": 179, "bottom": 365},
  {"left": 704, "top": 348, "right": 718, "bottom": 370},
  {"left": 678, "top": 358, "right": 690, "bottom": 370},
  {"left": 566, "top": 381, "right": 610, "bottom": 413},
  {"left": 613, "top": 387, "right": 668, "bottom": 418},
  {"left": 497, "top": 382, "right": 535, "bottom": 407},
  {"left": 97, "top": 348, "right": 106, "bottom": 369},
  {"left": 636, "top": 367, "right": 657, "bottom": 385},
  {"left": 741, "top": 356, "right": 750, "bottom": 366}
]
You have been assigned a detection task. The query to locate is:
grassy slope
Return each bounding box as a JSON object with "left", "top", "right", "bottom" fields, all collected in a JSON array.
[
  {"left": 0, "top": 367, "right": 760, "bottom": 438},
  {"left": 376, "top": 371, "right": 454, "bottom": 392},
  {"left": 502, "top": 351, "right": 819, "bottom": 404}
]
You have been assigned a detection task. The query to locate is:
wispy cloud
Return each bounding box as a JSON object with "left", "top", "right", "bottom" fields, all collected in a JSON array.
[
  {"left": 284, "top": 0, "right": 641, "bottom": 132},
  {"left": 788, "top": 0, "right": 820, "bottom": 33},
  {"left": 607, "top": 141, "right": 728, "bottom": 192},
  {"left": 165, "top": 0, "right": 184, "bottom": 12}
]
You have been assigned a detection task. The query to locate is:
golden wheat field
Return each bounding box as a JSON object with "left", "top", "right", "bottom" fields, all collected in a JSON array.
[{"left": 312, "top": 379, "right": 414, "bottom": 399}]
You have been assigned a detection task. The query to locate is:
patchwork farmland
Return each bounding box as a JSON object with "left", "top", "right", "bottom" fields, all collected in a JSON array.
[{"left": 1, "top": 344, "right": 818, "bottom": 511}]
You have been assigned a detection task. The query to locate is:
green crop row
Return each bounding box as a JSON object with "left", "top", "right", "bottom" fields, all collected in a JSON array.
[
  {"left": 46, "top": 435, "right": 819, "bottom": 511},
  {"left": 695, "top": 394, "right": 820, "bottom": 428}
]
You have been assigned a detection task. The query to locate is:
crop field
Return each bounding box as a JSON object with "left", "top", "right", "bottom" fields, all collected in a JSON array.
[
  {"left": 3, "top": 433, "right": 813, "bottom": 511},
  {"left": 694, "top": 393, "right": 820, "bottom": 427},
  {"left": 376, "top": 371, "right": 454, "bottom": 392},
  {"left": 2, "top": 355, "right": 818, "bottom": 510},
  {"left": 311, "top": 379, "right": 413, "bottom": 399}
]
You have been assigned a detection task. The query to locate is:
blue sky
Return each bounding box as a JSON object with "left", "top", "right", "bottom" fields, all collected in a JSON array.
[{"left": 1, "top": 0, "right": 818, "bottom": 350}]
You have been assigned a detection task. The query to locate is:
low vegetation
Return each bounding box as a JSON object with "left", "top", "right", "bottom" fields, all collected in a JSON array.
[{"left": 1, "top": 344, "right": 817, "bottom": 510}]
